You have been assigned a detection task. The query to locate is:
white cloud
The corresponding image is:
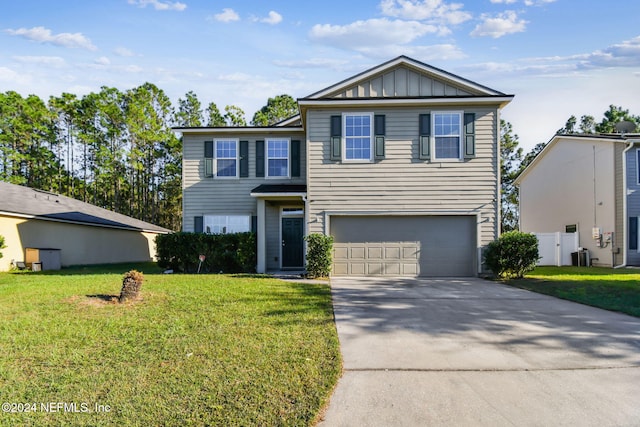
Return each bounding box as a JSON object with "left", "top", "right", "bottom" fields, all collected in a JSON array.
[
  {"left": 114, "top": 47, "right": 135, "bottom": 57},
  {"left": 255, "top": 11, "right": 283, "bottom": 25},
  {"left": 524, "top": 0, "right": 557, "bottom": 5},
  {"left": 0, "top": 66, "right": 31, "bottom": 84},
  {"left": 471, "top": 11, "right": 527, "bottom": 38},
  {"left": 579, "top": 36, "right": 640, "bottom": 68},
  {"left": 379, "top": 0, "right": 472, "bottom": 25},
  {"left": 5, "top": 26, "right": 97, "bottom": 50},
  {"left": 490, "top": 0, "right": 517, "bottom": 3},
  {"left": 94, "top": 57, "right": 111, "bottom": 66},
  {"left": 273, "top": 58, "right": 351, "bottom": 69},
  {"left": 309, "top": 18, "right": 438, "bottom": 50},
  {"left": 213, "top": 8, "right": 240, "bottom": 23},
  {"left": 128, "top": 0, "right": 186, "bottom": 11},
  {"left": 13, "top": 55, "right": 66, "bottom": 67}
]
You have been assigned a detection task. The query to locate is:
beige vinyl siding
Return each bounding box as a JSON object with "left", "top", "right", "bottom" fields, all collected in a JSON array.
[
  {"left": 182, "top": 132, "right": 305, "bottom": 232},
  {"left": 305, "top": 107, "right": 499, "bottom": 246}
]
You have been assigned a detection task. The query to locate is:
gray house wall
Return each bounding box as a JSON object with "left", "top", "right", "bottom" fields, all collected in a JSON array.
[
  {"left": 182, "top": 131, "right": 305, "bottom": 270},
  {"left": 305, "top": 106, "right": 500, "bottom": 247},
  {"left": 627, "top": 147, "right": 640, "bottom": 265}
]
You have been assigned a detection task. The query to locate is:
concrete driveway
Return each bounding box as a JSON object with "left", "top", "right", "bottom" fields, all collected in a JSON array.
[{"left": 318, "top": 277, "right": 640, "bottom": 426}]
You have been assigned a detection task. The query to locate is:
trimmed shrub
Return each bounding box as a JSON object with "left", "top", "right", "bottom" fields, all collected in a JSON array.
[
  {"left": 484, "top": 231, "right": 540, "bottom": 279},
  {"left": 155, "top": 232, "right": 256, "bottom": 273},
  {"left": 305, "top": 233, "right": 333, "bottom": 278},
  {"left": 119, "top": 270, "right": 144, "bottom": 303},
  {"left": 0, "top": 235, "right": 5, "bottom": 259}
]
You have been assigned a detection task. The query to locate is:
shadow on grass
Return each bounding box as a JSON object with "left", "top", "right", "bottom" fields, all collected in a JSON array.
[{"left": 86, "top": 294, "right": 120, "bottom": 302}]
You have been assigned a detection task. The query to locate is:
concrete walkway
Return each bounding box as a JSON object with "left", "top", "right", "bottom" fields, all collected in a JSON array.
[{"left": 318, "top": 277, "right": 640, "bottom": 426}]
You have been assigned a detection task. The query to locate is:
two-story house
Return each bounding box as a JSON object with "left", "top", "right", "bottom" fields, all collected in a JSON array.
[
  {"left": 177, "top": 56, "right": 513, "bottom": 276},
  {"left": 515, "top": 132, "right": 640, "bottom": 267}
]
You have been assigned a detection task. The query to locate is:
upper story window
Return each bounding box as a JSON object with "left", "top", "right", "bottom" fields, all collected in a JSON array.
[
  {"left": 433, "top": 112, "right": 462, "bottom": 160},
  {"left": 267, "top": 139, "right": 289, "bottom": 177},
  {"left": 215, "top": 139, "right": 238, "bottom": 178},
  {"left": 344, "top": 113, "right": 373, "bottom": 162}
]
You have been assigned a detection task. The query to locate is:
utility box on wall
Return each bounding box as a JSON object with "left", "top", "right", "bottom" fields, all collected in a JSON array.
[{"left": 25, "top": 248, "right": 61, "bottom": 271}]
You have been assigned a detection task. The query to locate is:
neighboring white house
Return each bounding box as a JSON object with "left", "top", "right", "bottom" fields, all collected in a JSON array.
[
  {"left": 515, "top": 133, "right": 640, "bottom": 267},
  {"left": 176, "top": 56, "right": 514, "bottom": 277},
  {"left": 0, "top": 181, "right": 170, "bottom": 271}
]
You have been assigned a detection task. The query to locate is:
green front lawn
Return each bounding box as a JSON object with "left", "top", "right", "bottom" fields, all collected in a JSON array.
[
  {"left": 507, "top": 266, "right": 640, "bottom": 317},
  {"left": 0, "top": 264, "right": 341, "bottom": 426}
]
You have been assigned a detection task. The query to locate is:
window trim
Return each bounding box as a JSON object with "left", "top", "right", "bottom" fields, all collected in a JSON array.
[
  {"left": 203, "top": 214, "right": 250, "bottom": 234},
  {"left": 266, "top": 138, "right": 291, "bottom": 178},
  {"left": 431, "top": 111, "right": 463, "bottom": 162},
  {"left": 342, "top": 112, "right": 374, "bottom": 163},
  {"left": 214, "top": 138, "right": 239, "bottom": 179},
  {"left": 636, "top": 148, "right": 640, "bottom": 185}
]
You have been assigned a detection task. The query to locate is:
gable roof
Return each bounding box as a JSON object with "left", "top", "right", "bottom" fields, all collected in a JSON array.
[
  {"left": 0, "top": 181, "right": 170, "bottom": 233},
  {"left": 514, "top": 133, "right": 629, "bottom": 186},
  {"left": 303, "top": 55, "right": 509, "bottom": 100}
]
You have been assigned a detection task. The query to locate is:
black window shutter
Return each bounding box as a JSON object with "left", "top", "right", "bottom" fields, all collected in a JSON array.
[
  {"left": 291, "top": 140, "right": 301, "bottom": 177},
  {"left": 630, "top": 217, "right": 638, "bottom": 250},
  {"left": 251, "top": 216, "right": 258, "bottom": 233},
  {"left": 419, "top": 114, "right": 431, "bottom": 160},
  {"left": 239, "top": 140, "right": 249, "bottom": 177},
  {"left": 330, "top": 115, "right": 341, "bottom": 161},
  {"left": 194, "top": 216, "right": 203, "bottom": 233},
  {"left": 255, "top": 140, "right": 265, "bottom": 177},
  {"left": 464, "top": 113, "right": 476, "bottom": 159},
  {"left": 374, "top": 115, "right": 385, "bottom": 159},
  {"left": 204, "top": 140, "right": 214, "bottom": 177}
]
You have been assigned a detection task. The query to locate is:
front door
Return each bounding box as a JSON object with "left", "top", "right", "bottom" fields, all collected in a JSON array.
[{"left": 282, "top": 217, "right": 304, "bottom": 268}]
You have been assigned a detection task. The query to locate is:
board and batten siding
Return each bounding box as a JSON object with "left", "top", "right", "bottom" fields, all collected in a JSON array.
[
  {"left": 305, "top": 107, "right": 499, "bottom": 247},
  {"left": 182, "top": 132, "right": 306, "bottom": 232}
]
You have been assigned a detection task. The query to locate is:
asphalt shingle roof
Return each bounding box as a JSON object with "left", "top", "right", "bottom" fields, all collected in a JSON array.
[{"left": 0, "top": 181, "right": 170, "bottom": 233}]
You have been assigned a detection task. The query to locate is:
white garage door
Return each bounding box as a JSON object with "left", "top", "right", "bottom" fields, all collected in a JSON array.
[{"left": 331, "top": 215, "right": 476, "bottom": 277}]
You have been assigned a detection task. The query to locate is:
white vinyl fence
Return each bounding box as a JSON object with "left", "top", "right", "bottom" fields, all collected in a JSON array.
[{"left": 534, "top": 232, "right": 579, "bottom": 266}]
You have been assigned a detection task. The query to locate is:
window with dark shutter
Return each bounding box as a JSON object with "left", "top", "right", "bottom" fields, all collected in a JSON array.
[
  {"left": 464, "top": 113, "right": 476, "bottom": 159},
  {"left": 630, "top": 217, "right": 638, "bottom": 251},
  {"left": 255, "top": 140, "right": 265, "bottom": 177},
  {"left": 418, "top": 114, "right": 430, "bottom": 160},
  {"left": 194, "top": 216, "right": 203, "bottom": 233},
  {"left": 291, "top": 140, "right": 301, "bottom": 177},
  {"left": 239, "top": 140, "right": 249, "bottom": 177},
  {"left": 204, "top": 141, "right": 213, "bottom": 177},
  {"left": 374, "top": 115, "right": 385, "bottom": 159},
  {"left": 330, "top": 115, "right": 341, "bottom": 161}
]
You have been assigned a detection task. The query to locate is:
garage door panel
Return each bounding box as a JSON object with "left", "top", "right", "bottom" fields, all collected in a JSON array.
[{"left": 331, "top": 216, "right": 476, "bottom": 277}]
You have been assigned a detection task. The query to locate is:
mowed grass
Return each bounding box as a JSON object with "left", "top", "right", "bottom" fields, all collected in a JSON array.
[
  {"left": 507, "top": 266, "right": 640, "bottom": 317},
  {"left": 0, "top": 263, "right": 341, "bottom": 426}
]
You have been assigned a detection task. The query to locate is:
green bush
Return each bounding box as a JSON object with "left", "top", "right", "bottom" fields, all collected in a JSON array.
[
  {"left": 484, "top": 231, "right": 539, "bottom": 279},
  {"left": 305, "top": 233, "right": 333, "bottom": 278},
  {"left": 155, "top": 232, "right": 256, "bottom": 273},
  {"left": 0, "top": 235, "right": 5, "bottom": 259}
]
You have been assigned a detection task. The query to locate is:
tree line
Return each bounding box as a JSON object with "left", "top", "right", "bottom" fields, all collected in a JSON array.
[
  {"left": 0, "top": 85, "right": 297, "bottom": 231},
  {"left": 1, "top": 83, "right": 634, "bottom": 234}
]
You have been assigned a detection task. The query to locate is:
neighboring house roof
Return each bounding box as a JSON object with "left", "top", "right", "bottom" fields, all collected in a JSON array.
[
  {"left": 514, "top": 133, "right": 632, "bottom": 185},
  {"left": 0, "top": 181, "right": 170, "bottom": 233}
]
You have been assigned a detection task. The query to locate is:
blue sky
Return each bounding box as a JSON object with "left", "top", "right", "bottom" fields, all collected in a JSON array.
[{"left": 2, "top": 0, "right": 640, "bottom": 151}]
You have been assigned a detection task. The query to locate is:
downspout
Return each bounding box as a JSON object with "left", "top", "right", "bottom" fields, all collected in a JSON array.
[{"left": 614, "top": 140, "right": 636, "bottom": 268}]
